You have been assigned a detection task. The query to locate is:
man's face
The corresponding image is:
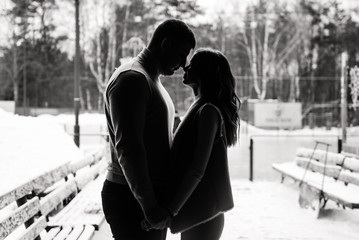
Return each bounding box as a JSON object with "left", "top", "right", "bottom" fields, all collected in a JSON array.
[{"left": 161, "top": 42, "right": 193, "bottom": 76}]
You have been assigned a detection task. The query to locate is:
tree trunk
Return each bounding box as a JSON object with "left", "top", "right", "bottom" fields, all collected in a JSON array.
[
  {"left": 98, "top": 94, "right": 103, "bottom": 110},
  {"left": 260, "top": 18, "right": 270, "bottom": 100},
  {"left": 288, "top": 75, "right": 300, "bottom": 102},
  {"left": 121, "top": 2, "right": 131, "bottom": 58},
  {"left": 86, "top": 89, "right": 92, "bottom": 110},
  {"left": 23, "top": 44, "right": 27, "bottom": 111},
  {"left": 105, "top": 1, "right": 117, "bottom": 82},
  {"left": 12, "top": 44, "right": 19, "bottom": 108},
  {"left": 250, "top": 12, "right": 260, "bottom": 99}
]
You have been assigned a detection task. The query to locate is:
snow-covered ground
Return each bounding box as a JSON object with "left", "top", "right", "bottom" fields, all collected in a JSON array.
[{"left": 1, "top": 109, "right": 359, "bottom": 239}]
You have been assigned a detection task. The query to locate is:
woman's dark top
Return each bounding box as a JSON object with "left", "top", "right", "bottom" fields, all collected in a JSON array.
[{"left": 167, "top": 100, "right": 234, "bottom": 233}]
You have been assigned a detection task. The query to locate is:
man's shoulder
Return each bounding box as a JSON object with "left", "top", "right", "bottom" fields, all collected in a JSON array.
[
  {"left": 106, "top": 60, "right": 152, "bottom": 96},
  {"left": 118, "top": 69, "right": 147, "bottom": 80},
  {"left": 108, "top": 70, "right": 148, "bottom": 93}
]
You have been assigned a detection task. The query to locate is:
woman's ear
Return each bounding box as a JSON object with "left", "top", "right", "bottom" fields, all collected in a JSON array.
[{"left": 161, "top": 38, "right": 172, "bottom": 52}]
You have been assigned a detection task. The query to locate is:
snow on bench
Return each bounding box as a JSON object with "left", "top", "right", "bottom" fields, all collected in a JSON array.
[
  {"left": 0, "top": 146, "right": 108, "bottom": 240},
  {"left": 272, "top": 143, "right": 359, "bottom": 210}
]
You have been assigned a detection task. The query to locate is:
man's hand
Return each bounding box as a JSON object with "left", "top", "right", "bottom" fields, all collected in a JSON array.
[{"left": 141, "top": 205, "right": 171, "bottom": 230}]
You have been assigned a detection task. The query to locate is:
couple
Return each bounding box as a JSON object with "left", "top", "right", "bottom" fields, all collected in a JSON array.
[{"left": 101, "top": 19, "right": 241, "bottom": 240}]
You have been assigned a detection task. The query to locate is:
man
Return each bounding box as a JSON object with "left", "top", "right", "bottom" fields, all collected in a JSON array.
[{"left": 101, "top": 19, "right": 196, "bottom": 240}]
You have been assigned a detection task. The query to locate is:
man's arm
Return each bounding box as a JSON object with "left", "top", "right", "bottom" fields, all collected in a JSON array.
[{"left": 108, "top": 71, "right": 157, "bottom": 210}]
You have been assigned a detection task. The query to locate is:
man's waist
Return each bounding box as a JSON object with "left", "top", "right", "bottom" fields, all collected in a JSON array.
[
  {"left": 106, "top": 171, "right": 128, "bottom": 185},
  {"left": 106, "top": 170, "right": 167, "bottom": 188}
]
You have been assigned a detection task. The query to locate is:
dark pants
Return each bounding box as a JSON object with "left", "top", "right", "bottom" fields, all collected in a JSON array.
[
  {"left": 101, "top": 180, "right": 167, "bottom": 240},
  {"left": 181, "top": 214, "right": 224, "bottom": 240}
]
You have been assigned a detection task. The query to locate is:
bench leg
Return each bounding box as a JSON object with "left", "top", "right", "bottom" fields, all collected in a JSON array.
[
  {"left": 321, "top": 198, "right": 328, "bottom": 209},
  {"left": 280, "top": 175, "right": 285, "bottom": 183},
  {"left": 314, "top": 195, "right": 327, "bottom": 219}
]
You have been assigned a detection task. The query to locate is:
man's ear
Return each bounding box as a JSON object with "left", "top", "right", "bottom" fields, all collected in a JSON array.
[{"left": 161, "top": 38, "right": 172, "bottom": 52}]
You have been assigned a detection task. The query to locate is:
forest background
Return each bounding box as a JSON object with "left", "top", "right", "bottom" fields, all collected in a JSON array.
[{"left": 0, "top": 0, "right": 359, "bottom": 126}]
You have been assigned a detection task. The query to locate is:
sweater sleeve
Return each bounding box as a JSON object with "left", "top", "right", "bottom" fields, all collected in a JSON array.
[
  {"left": 107, "top": 71, "right": 157, "bottom": 211},
  {"left": 167, "top": 104, "right": 221, "bottom": 215}
]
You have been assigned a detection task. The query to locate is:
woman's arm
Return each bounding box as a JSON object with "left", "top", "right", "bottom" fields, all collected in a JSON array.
[{"left": 167, "top": 104, "right": 220, "bottom": 216}]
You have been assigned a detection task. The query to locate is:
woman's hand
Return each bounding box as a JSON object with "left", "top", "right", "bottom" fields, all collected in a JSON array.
[{"left": 141, "top": 205, "right": 172, "bottom": 231}]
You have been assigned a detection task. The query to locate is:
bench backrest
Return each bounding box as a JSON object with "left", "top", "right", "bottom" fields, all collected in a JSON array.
[
  {"left": 342, "top": 143, "right": 359, "bottom": 159},
  {"left": 295, "top": 147, "right": 359, "bottom": 186},
  {"left": 0, "top": 146, "right": 108, "bottom": 240}
]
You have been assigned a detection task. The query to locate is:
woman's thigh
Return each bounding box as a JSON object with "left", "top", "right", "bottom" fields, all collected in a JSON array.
[{"left": 181, "top": 214, "right": 224, "bottom": 240}]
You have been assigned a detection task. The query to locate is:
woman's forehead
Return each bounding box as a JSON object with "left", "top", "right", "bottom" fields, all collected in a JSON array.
[{"left": 184, "top": 48, "right": 195, "bottom": 67}]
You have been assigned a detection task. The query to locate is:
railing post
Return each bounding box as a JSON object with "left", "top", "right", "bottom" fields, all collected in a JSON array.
[
  {"left": 249, "top": 137, "right": 253, "bottom": 181},
  {"left": 338, "top": 138, "right": 342, "bottom": 153}
]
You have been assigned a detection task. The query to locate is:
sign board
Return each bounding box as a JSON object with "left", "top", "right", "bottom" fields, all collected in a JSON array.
[
  {"left": 254, "top": 102, "right": 302, "bottom": 129},
  {"left": 0, "top": 101, "right": 15, "bottom": 113}
]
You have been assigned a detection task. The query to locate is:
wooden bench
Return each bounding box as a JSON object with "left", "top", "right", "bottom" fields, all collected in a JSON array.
[
  {"left": 0, "top": 145, "right": 108, "bottom": 240},
  {"left": 272, "top": 142, "right": 359, "bottom": 214}
]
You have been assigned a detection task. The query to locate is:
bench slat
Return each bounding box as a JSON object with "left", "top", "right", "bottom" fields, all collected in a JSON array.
[
  {"left": 0, "top": 197, "right": 40, "bottom": 240},
  {"left": 0, "top": 163, "right": 70, "bottom": 211},
  {"left": 0, "top": 146, "right": 107, "bottom": 240},
  {"left": 272, "top": 162, "right": 359, "bottom": 208},
  {"left": 296, "top": 147, "right": 344, "bottom": 165},
  {"left": 66, "top": 226, "right": 85, "bottom": 240},
  {"left": 295, "top": 157, "right": 342, "bottom": 176},
  {"left": 0, "top": 182, "right": 33, "bottom": 211},
  {"left": 74, "top": 167, "right": 98, "bottom": 191},
  {"left": 342, "top": 144, "right": 359, "bottom": 158},
  {"left": 70, "top": 155, "right": 95, "bottom": 175},
  {"left": 31, "top": 164, "right": 70, "bottom": 195},
  {"left": 53, "top": 226, "right": 72, "bottom": 240},
  {"left": 15, "top": 216, "right": 47, "bottom": 240},
  {"left": 342, "top": 157, "right": 359, "bottom": 173},
  {"left": 47, "top": 173, "right": 106, "bottom": 230},
  {"left": 296, "top": 157, "right": 359, "bottom": 186},
  {"left": 41, "top": 227, "right": 61, "bottom": 240},
  {"left": 40, "top": 180, "right": 78, "bottom": 216},
  {"left": 77, "top": 225, "right": 95, "bottom": 240},
  {"left": 70, "top": 147, "right": 105, "bottom": 174},
  {"left": 74, "top": 159, "right": 107, "bottom": 191}
]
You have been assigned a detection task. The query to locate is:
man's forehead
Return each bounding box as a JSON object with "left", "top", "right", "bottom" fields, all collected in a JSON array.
[{"left": 177, "top": 43, "right": 193, "bottom": 54}]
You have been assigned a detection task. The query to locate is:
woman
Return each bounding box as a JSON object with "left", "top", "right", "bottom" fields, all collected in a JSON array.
[{"left": 166, "top": 48, "right": 241, "bottom": 239}]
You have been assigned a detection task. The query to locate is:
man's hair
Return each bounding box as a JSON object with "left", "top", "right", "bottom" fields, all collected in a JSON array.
[{"left": 150, "top": 19, "right": 196, "bottom": 49}]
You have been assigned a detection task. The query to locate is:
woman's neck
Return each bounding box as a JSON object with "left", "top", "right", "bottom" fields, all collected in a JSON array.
[{"left": 192, "top": 88, "right": 201, "bottom": 100}]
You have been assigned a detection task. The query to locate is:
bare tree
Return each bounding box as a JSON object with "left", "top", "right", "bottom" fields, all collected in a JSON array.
[{"left": 233, "top": 0, "right": 309, "bottom": 100}]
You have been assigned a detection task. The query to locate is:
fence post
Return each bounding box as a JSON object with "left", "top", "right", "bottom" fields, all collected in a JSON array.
[{"left": 249, "top": 137, "right": 253, "bottom": 181}]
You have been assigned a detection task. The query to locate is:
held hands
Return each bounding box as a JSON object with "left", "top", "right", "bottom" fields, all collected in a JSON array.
[{"left": 141, "top": 205, "right": 172, "bottom": 231}]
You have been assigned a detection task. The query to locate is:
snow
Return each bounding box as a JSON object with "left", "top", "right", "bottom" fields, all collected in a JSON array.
[
  {"left": 1, "top": 109, "right": 359, "bottom": 239},
  {"left": 0, "top": 109, "right": 84, "bottom": 194}
]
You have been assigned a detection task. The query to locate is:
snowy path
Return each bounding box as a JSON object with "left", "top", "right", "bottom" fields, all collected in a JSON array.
[{"left": 94, "top": 180, "right": 359, "bottom": 240}]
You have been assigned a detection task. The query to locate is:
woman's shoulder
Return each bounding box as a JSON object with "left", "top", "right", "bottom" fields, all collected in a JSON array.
[{"left": 198, "top": 103, "right": 222, "bottom": 120}]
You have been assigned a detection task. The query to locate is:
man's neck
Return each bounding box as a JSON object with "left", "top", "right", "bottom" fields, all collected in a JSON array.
[{"left": 138, "top": 48, "right": 161, "bottom": 80}]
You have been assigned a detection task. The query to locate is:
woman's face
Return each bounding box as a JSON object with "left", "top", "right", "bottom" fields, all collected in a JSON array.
[{"left": 182, "top": 60, "right": 199, "bottom": 89}]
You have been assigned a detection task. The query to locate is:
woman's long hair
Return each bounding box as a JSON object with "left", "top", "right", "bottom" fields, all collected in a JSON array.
[{"left": 191, "top": 48, "right": 241, "bottom": 146}]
